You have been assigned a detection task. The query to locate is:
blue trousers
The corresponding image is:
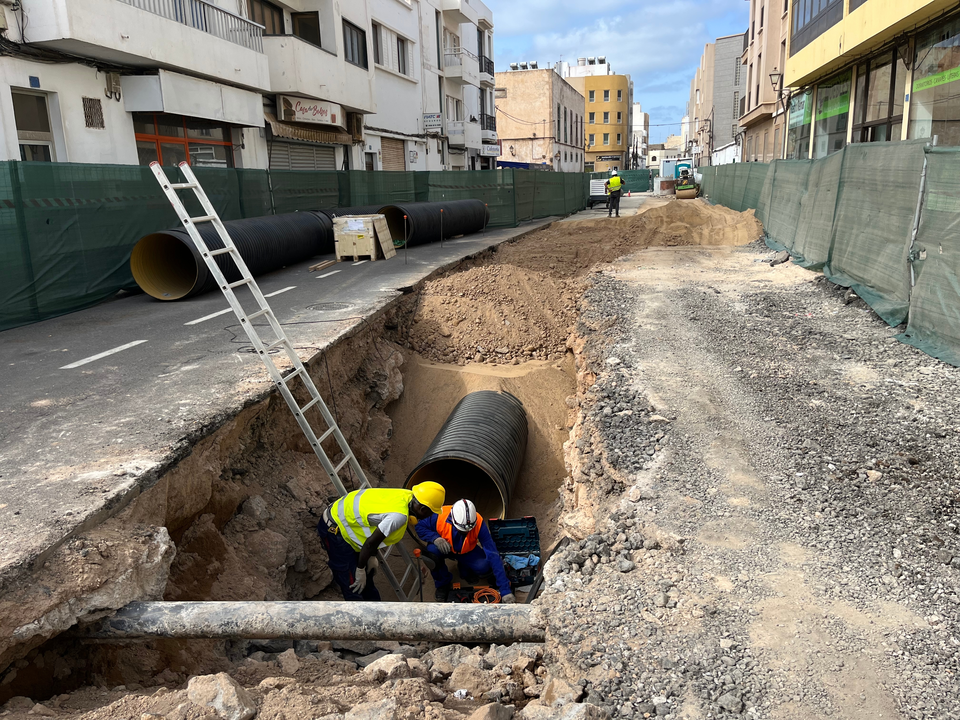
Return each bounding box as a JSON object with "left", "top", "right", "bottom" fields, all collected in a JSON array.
[
  {"left": 318, "top": 521, "right": 381, "bottom": 602},
  {"left": 424, "top": 543, "right": 494, "bottom": 589}
]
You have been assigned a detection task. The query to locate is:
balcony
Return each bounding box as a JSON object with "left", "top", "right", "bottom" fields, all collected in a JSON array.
[
  {"left": 263, "top": 35, "right": 375, "bottom": 114},
  {"left": 479, "top": 55, "right": 495, "bottom": 85},
  {"left": 447, "top": 120, "right": 483, "bottom": 149},
  {"left": 444, "top": 48, "right": 480, "bottom": 87},
  {"left": 23, "top": 0, "right": 270, "bottom": 91},
  {"left": 480, "top": 113, "right": 497, "bottom": 142},
  {"left": 441, "top": 0, "right": 480, "bottom": 26}
]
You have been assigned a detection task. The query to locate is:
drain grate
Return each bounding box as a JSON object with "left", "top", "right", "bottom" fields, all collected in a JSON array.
[{"left": 309, "top": 302, "right": 354, "bottom": 312}]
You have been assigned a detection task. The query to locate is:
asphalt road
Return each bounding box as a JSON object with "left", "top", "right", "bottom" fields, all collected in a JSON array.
[{"left": 0, "top": 219, "right": 555, "bottom": 583}]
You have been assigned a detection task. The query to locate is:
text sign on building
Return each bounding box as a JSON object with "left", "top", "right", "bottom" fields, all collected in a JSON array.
[
  {"left": 480, "top": 144, "right": 500, "bottom": 157},
  {"left": 280, "top": 96, "right": 342, "bottom": 126},
  {"left": 423, "top": 113, "right": 442, "bottom": 132},
  {"left": 597, "top": 155, "right": 622, "bottom": 161}
]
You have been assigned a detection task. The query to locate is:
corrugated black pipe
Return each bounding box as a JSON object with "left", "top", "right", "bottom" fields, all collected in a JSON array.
[
  {"left": 379, "top": 200, "right": 489, "bottom": 247},
  {"left": 405, "top": 391, "right": 527, "bottom": 520},
  {"left": 317, "top": 205, "right": 385, "bottom": 220},
  {"left": 131, "top": 211, "right": 330, "bottom": 301}
]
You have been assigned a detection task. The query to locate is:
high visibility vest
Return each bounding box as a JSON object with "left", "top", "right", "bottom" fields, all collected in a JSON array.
[
  {"left": 332, "top": 488, "right": 412, "bottom": 552},
  {"left": 608, "top": 176, "right": 622, "bottom": 191},
  {"left": 436, "top": 505, "right": 484, "bottom": 554}
]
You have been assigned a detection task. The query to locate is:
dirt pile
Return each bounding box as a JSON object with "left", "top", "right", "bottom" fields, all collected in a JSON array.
[{"left": 403, "top": 200, "right": 762, "bottom": 366}]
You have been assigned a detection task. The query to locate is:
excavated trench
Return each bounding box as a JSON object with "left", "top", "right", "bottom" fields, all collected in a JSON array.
[{"left": 0, "top": 199, "right": 763, "bottom": 712}]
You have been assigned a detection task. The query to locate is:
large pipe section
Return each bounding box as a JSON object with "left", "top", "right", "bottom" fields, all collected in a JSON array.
[
  {"left": 406, "top": 391, "right": 527, "bottom": 520},
  {"left": 131, "top": 212, "right": 330, "bottom": 300},
  {"left": 79, "top": 601, "right": 544, "bottom": 644},
  {"left": 379, "top": 200, "right": 489, "bottom": 247}
]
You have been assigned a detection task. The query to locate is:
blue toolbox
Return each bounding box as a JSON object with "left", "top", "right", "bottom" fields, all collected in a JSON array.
[{"left": 487, "top": 516, "right": 541, "bottom": 586}]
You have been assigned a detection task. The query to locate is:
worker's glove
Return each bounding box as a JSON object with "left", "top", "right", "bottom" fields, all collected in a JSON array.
[
  {"left": 434, "top": 538, "right": 452, "bottom": 555},
  {"left": 366, "top": 556, "right": 380, "bottom": 574},
  {"left": 350, "top": 567, "right": 367, "bottom": 594},
  {"left": 501, "top": 593, "right": 516, "bottom": 604}
]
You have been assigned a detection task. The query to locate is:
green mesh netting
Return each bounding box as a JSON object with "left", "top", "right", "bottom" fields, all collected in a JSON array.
[
  {"left": 422, "top": 170, "right": 518, "bottom": 227},
  {"left": 757, "top": 160, "right": 813, "bottom": 255},
  {"left": 790, "top": 150, "right": 844, "bottom": 269},
  {"left": 899, "top": 147, "right": 960, "bottom": 364},
  {"left": 270, "top": 170, "right": 341, "bottom": 214},
  {"left": 340, "top": 170, "right": 417, "bottom": 208},
  {"left": 823, "top": 141, "right": 927, "bottom": 326}
]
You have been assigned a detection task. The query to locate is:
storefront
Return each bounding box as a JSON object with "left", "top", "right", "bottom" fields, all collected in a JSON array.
[
  {"left": 909, "top": 14, "right": 960, "bottom": 147},
  {"left": 134, "top": 113, "right": 235, "bottom": 168},
  {"left": 786, "top": 89, "right": 813, "bottom": 159},
  {"left": 812, "top": 70, "right": 850, "bottom": 159},
  {"left": 265, "top": 97, "right": 353, "bottom": 171}
]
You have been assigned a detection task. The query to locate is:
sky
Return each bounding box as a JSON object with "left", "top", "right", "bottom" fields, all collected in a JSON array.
[{"left": 485, "top": 0, "right": 749, "bottom": 144}]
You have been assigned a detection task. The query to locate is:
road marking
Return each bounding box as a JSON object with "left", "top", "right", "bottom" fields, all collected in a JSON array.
[
  {"left": 352, "top": 260, "right": 368, "bottom": 266},
  {"left": 185, "top": 308, "right": 232, "bottom": 326},
  {"left": 318, "top": 270, "right": 341, "bottom": 279},
  {"left": 60, "top": 340, "right": 148, "bottom": 369},
  {"left": 264, "top": 286, "right": 296, "bottom": 298}
]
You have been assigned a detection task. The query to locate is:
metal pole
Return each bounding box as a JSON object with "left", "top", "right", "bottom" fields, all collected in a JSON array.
[
  {"left": 78, "top": 601, "right": 545, "bottom": 644},
  {"left": 440, "top": 207, "right": 444, "bottom": 247},
  {"left": 404, "top": 214, "right": 408, "bottom": 265}
]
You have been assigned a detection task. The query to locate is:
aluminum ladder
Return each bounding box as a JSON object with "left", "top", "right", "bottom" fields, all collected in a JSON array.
[{"left": 149, "top": 161, "right": 423, "bottom": 601}]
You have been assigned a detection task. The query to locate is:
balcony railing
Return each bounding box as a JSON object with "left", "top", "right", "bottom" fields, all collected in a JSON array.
[
  {"left": 444, "top": 46, "right": 478, "bottom": 68},
  {"left": 480, "top": 113, "right": 496, "bottom": 132},
  {"left": 117, "top": 0, "right": 264, "bottom": 52},
  {"left": 480, "top": 55, "right": 495, "bottom": 76}
]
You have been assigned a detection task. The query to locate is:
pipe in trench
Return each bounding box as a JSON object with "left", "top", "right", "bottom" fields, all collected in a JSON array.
[
  {"left": 78, "top": 601, "right": 544, "bottom": 644},
  {"left": 379, "top": 200, "right": 489, "bottom": 247},
  {"left": 405, "top": 391, "right": 527, "bottom": 520}
]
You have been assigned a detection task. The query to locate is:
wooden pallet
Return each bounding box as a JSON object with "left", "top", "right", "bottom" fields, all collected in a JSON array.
[{"left": 337, "top": 254, "right": 376, "bottom": 263}]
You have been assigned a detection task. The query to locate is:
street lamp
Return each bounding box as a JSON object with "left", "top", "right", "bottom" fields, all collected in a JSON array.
[{"left": 769, "top": 69, "right": 789, "bottom": 115}]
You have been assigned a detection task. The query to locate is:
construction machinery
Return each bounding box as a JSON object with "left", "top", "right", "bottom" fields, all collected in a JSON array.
[{"left": 676, "top": 168, "right": 700, "bottom": 200}]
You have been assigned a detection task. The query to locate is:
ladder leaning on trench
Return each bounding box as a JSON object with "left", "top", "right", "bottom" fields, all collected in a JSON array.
[{"left": 149, "top": 161, "right": 422, "bottom": 601}]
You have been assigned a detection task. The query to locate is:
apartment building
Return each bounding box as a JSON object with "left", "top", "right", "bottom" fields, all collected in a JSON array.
[
  {"left": 784, "top": 0, "right": 960, "bottom": 159},
  {"left": 0, "top": 0, "right": 495, "bottom": 172},
  {"left": 629, "top": 102, "right": 649, "bottom": 169},
  {"left": 493, "top": 65, "right": 584, "bottom": 172},
  {"left": 740, "top": 0, "right": 790, "bottom": 163},
  {"left": 559, "top": 57, "right": 633, "bottom": 172},
  {"left": 689, "top": 34, "right": 746, "bottom": 166}
]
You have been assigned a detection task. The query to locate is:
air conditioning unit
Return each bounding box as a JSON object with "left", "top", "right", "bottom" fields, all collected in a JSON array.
[{"left": 104, "top": 72, "right": 122, "bottom": 101}]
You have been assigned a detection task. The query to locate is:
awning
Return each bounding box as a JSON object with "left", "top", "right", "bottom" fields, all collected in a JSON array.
[{"left": 265, "top": 113, "right": 352, "bottom": 145}]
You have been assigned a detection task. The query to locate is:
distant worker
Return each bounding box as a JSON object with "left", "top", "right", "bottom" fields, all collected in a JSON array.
[
  {"left": 318, "top": 482, "right": 445, "bottom": 601},
  {"left": 605, "top": 170, "right": 624, "bottom": 218},
  {"left": 416, "top": 499, "right": 515, "bottom": 603}
]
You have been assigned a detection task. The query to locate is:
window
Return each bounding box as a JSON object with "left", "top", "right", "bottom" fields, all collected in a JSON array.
[
  {"left": 603, "top": 111, "right": 610, "bottom": 124},
  {"left": 617, "top": 112, "right": 622, "bottom": 123},
  {"left": 617, "top": 133, "right": 622, "bottom": 145},
  {"left": 292, "top": 12, "right": 321, "bottom": 47},
  {"left": 791, "top": 0, "right": 843, "bottom": 54},
  {"left": 589, "top": 133, "right": 595, "bottom": 146},
  {"left": 909, "top": 15, "right": 960, "bottom": 146},
  {"left": 617, "top": 90, "right": 622, "bottom": 102},
  {"left": 774, "top": 126, "right": 781, "bottom": 160},
  {"left": 760, "top": 3, "right": 764, "bottom": 29},
  {"left": 786, "top": 88, "right": 813, "bottom": 159},
  {"left": 12, "top": 91, "right": 55, "bottom": 161},
  {"left": 133, "top": 113, "right": 233, "bottom": 168},
  {"left": 564, "top": 108, "right": 568, "bottom": 144},
  {"left": 756, "top": 53, "right": 761, "bottom": 108},
  {"left": 343, "top": 20, "right": 368, "bottom": 69},
  {"left": 853, "top": 50, "right": 906, "bottom": 144},
  {"left": 589, "top": 112, "right": 595, "bottom": 123},
  {"left": 589, "top": 90, "right": 595, "bottom": 102},
  {"left": 372, "top": 22, "right": 382, "bottom": 64},
  {"left": 813, "top": 70, "right": 851, "bottom": 158},
  {"left": 603, "top": 90, "right": 610, "bottom": 102},
  {"left": 82, "top": 97, "right": 104, "bottom": 129},
  {"left": 735, "top": 60, "right": 741, "bottom": 85},
  {"left": 732, "top": 123, "right": 739, "bottom": 139},
  {"left": 603, "top": 132, "right": 610, "bottom": 145},
  {"left": 247, "top": 0, "right": 283, "bottom": 35},
  {"left": 733, "top": 91, "right": 740, "bottom": 118},
  {"left": 397, "top": 37, "right": 407, "bottom": 75}
]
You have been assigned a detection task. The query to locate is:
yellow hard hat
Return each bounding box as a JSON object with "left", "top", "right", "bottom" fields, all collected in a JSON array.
[{"left": 411, "top": 481, "right": 445, "bottom": 513}]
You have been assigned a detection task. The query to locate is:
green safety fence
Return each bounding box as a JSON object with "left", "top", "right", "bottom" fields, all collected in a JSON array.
[
  {"left": 588, "top": 169, "right": 651, "bottom": 193},
  {"left": 0, "top": 161, "right": 593, "bottom": 332}
]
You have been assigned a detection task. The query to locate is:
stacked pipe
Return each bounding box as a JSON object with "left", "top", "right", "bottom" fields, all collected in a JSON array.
[{"left": 378, "top": 200, "right": 489, "bottom": 247}]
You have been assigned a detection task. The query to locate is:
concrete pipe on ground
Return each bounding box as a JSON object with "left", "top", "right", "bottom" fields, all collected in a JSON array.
[
  {"left": 79, "top": 601, "right": 544, "bottom": 644},
  {"left": 379, "top": 200, "right": 489, "bottom": 247},
  {"left": 130, "top": 211, "right": 331, "bottom": 300},
  {"left": 405, "top": 391, "right": 527, "bottom": 520}
]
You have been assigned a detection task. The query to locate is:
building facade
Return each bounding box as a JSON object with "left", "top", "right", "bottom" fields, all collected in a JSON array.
[
  {"left": 645, "top": 143, "right": 683, "bottom": 173},
  {"left": 0, "top": 0, "right": 496, "bottom": 172},
  {"left": 493, "top": 66, "right": 585, "bottom": 172},
  {"left": 784, "top": 0, "right": 960, "bottom": 159},
  {"left": 740, "top": 1, "right": 789, "bottom": 163},
  {"left": 629, "top": 103, "right": 649, "bottom": 169},
  {"left": 689, "top": 34, "right": 746, "bottom": 166}
]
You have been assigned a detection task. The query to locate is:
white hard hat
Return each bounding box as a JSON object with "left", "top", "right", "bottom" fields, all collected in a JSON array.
[
  {"left": 611, "top": 170, "right": 619, "bottom": 176},
  {"left": 451, "top": 499, "right": 478, "bottom": 532}
]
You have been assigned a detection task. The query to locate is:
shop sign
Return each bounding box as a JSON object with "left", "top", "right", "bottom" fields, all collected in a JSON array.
[
  {"left": 423, "top": 113, "right": 443, "bottom": 132},
  {"left": 789, "top": 89, "right": 813, "bottom": 128},
  {"left": 815, "top": 71, "right": 851, "bottom": 122},
  {"left": 480, "top": 144, "right": 500, "bottom": 157},
  {"left": 279, "top": 96, "right": 342, "bottom": 126},
  {"left": 597, "top": 155, "right": 622, "bottom": 161}
]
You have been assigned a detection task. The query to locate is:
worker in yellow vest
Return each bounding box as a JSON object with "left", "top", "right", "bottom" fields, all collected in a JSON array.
[
  {"left": 317, "top": 482, "right": 445, "bottom": 601},
  {"left": 605, "top": 170, "right": 624, "bottom": 217}
]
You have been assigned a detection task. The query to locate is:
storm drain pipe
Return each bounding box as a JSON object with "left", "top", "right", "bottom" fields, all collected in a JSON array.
[
  {"left": 379, "top": 200, "right": 489, "bottom": 247},
  {"left": 79, "top": 601, "right": 544, "bottom": 644},
  {"left": 405, "top": 391, "right": 527, "bottom": 520}
]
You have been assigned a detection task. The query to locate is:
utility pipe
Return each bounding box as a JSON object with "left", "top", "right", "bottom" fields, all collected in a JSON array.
[{"left": 79, "top": 601, "right": 544, "bottom": 644}]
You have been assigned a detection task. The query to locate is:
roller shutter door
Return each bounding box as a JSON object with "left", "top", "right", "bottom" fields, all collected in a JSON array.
[
  {"left": 270, "top": 141, "right": 337, "bottom": 171},
  {"left": 380, "top": 138, "right": 406, "bottom": 171}
]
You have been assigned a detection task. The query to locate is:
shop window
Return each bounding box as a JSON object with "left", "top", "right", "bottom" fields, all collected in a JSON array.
[
  {"left": 909, "top": 15, "right": 960, "bottom": 147},
  {"left": 813, "top": 70, "right": 850, "bottom": 159},
  {"left": 852, "top": 50, "right": 905, "bottom": 144},
  {"left": 786, "top": 88, "right": 812, "bottom": 158},
  {"left": 248, "top": 0, "right": 283, "bottom": 35},
  {"left": 133, "top": 113, "right": 233, "bottom": 168},
  {"left": 343, "top": 20, "right": 368, "bottom": 69},
  {"left": 292, "top": 12, "right": 321, "bottom": 47},
  {"left": 791, "top": 0, "right": 843, "bottom": 54},
  {"left": 12, "top": 90, "right": 55, "bottom": 161}
]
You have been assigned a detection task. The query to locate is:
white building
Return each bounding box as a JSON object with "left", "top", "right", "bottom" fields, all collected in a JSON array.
[
  {"left": 0, "top": 0, "right": 495, "bottom": 172},
  {"left": 630, "top": 102, "right": 649, "bottom": 169}
]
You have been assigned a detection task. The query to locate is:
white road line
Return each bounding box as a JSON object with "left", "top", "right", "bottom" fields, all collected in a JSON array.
[
  {"left": 352, "top": 260, "right": 368, "bottom": 266},
  {"left": 184, "top": 308, "right": 232, "bottom": 326},
  {"left": 318, "top": 270, "right": 342, "bottom": 279},
  {"left": 60, "top": 340, "right": 148, "bottom": 370},
  {"left": 264, "top": 286, "right": 296, "bottom": 298}
]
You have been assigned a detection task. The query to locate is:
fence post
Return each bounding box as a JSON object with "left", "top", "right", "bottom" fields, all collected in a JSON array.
[
  {"left": 8, "top": 162, "right": 41, "bottom": 322},
  {"left": 266, "top": 169, "right": 277, "bottom": 215},
  {"left": 511, "top": 169, "right": 519, "bottom": 227}
]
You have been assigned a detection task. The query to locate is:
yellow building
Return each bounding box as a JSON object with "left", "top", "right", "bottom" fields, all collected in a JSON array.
[
  {"left": 566, "top": 74, "right": 632, "bottom": 172},
  {"left": 784, "top": 0, "right": 960, "bottom": 158}
]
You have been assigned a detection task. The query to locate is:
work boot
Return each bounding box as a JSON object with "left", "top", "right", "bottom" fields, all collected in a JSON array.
[{"left": 435, "top": 584, "right": 452, "bottom": 602}]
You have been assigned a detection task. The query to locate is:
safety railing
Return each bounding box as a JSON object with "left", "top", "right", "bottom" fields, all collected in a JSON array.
[
  {"left": 480, "top": 55, "right": 495, "bottom": 76},
  {"left": 444, "top": 46, "right": 478, "bottom": 68},
  {"left": 117, "top": 0, "right": 265, "bottom": 52},
  {"left": 480, "top": 113, "right": 496, "bottom": 132}
]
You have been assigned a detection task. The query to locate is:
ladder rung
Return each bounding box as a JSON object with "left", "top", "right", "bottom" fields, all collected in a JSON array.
[
  {"left": 227, "top": 278, "right": 252, "bottom": 289},
  {"left": 299, "top": 397, "right": 320, "bottom": 414},
  {"left": 169, "top": 182, "right": 198, "bottom": 190},
  {"left": 334, "top": 455, "right": 352, "bottom": 474},
  {"left": 281, "top": 367, "right": 304, "bottom": 383},
  {"left": 317, "top": 426, "right": 337, "bottom": 443},
  {"left": 190, "top": 214, "right": 217, "bottom": 223},
  {"left": 265, "top": 338, "right": 289, "bottom": 352},
  {"left": 208, "top": 247, "right": 235, "bottom": 257},
  {"left": 245, "top": 309, "right": 270, "bottom": 321}
]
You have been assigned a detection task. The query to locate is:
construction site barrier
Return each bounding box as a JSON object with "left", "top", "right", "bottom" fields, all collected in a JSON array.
[
  {"left": 589, "top": 169, "right": 651, "bottom": 193},
  {"left": 0, "top": 163, "right": 590, "bottom": 332},
  {"left": 699, "top": 140, "right": 960, "bottom": 365}
]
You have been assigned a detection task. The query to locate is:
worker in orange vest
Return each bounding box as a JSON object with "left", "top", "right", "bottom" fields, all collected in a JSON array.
[{"left": 415, "top": 499, "right": 515, "bottom": 603}]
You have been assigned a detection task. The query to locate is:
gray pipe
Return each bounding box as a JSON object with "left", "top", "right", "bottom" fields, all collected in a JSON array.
[{"left": 79, "top": 601, "right": 544, "bottom": 644}]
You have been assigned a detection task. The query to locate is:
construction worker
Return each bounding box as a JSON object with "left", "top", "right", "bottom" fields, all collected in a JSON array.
[
  {"left": 605, "top": 170, "right": 624, "bottom": 218},
  {"left": 317, "top": 482, "right": 445, "bottom": 601},
  {"left": 415, "top": 499, "right": 516, "bottom": 603}
]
